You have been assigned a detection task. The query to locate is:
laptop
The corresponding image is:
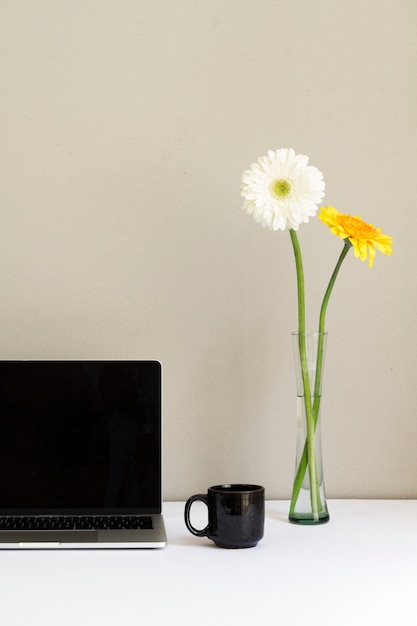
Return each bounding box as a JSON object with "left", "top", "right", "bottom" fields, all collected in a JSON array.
[{"left": 0, "top": 360, "right": 167, "bottom": 548}]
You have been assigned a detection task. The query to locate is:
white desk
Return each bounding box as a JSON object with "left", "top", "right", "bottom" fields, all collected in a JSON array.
[{"left": 1, "top": 500, "right": 417, "bottom": 625}]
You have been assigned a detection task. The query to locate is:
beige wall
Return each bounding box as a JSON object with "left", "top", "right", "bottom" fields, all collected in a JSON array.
[{"left": 1, "top": 0, "right": 416, "bottom": 500}]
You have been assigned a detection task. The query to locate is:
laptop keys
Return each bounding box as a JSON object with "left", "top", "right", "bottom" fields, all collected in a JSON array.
[{"left": 0, "top": 516, "right": 153, "bottom": 530}]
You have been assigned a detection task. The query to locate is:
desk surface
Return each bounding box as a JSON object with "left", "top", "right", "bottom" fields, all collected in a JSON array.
[{"left": 1, "top": 500, "right": 416, "bottom": 625}]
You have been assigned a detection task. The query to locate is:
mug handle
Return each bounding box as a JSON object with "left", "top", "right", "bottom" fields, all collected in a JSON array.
[{"left": 184, "top": 494, "right": 209, "bottom": 537}]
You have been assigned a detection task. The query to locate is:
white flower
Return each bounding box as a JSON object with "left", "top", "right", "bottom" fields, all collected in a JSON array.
[{"left": 241, "top": 148, "right": 326, "bottom": 231}]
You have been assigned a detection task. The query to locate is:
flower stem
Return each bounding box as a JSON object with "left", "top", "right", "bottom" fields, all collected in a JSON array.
[
  {"left": 320, "top": 239, "right": 353, "bottom": 330},
  {"left": 312, "top": 239, "right": 352, "bottom": 417},
  {"left": 289, "top": 230, "right": 320, "bottom": 519},
  {"left": 289, "top": 238, "right": 352, "bottom": 516}
]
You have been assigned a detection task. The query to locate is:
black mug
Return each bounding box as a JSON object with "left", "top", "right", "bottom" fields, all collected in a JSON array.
[{"left": 184, "top": 484, "right": 265, "bottom": 549}]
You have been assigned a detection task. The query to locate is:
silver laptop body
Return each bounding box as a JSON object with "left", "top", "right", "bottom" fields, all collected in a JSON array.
[{"left": 0, "top": 360, "right": 167, "bottom": 549}]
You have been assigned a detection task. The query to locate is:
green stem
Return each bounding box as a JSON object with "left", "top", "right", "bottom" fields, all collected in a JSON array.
[
  {"left": 289, "top": 238, "right": 352, "bottom": 515},
  {"left": 289, "top": 230, "right": 320, "bottom": 519},
  {"left": 314, "top": 239, "right": 352, "bottom": 396},
  {"left": 289, "top": 230, "right": 306, "bottom": 337}
]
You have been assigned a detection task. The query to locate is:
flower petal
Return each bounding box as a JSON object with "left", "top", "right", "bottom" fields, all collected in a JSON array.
[
  {"left": 319, "top": 206, "right": 393, "bottom": 267},
  {"left": 241, "top": 149, "right": 325, "bottom": 232}
]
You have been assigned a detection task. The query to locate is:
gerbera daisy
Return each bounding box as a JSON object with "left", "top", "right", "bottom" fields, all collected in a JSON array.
[
  {"left": 241, "top": 148, "right": 326, "bottom": 231},
  {"left": 319, "top": 206, "right": 393, "bottom": 267}
]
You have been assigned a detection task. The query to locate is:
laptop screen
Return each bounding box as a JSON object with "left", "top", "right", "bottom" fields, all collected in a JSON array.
[{"left": 0, "top": 361, "right": 162, "bottom": 514}]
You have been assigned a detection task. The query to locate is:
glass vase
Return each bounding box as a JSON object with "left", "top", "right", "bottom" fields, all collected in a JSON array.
[{"left": 289, "top": 332, "right": 329, "bottom": 525}]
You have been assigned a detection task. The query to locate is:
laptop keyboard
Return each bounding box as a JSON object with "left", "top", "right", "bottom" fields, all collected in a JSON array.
[{"left": 0, "top": 516, "right": 153, "bottom": 531}]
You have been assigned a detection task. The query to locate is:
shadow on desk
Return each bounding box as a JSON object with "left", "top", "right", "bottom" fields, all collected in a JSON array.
[
  {"left": 168, "top": 534, "right": 217, "bottom": 548},
  {"left": 267, "top": 509, "right": 289, "bottom": 523}
]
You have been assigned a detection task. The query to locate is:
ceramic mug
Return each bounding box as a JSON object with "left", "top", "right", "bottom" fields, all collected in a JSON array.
[{"left": 184, "top": 483, "right": 264, "bottom": 549}]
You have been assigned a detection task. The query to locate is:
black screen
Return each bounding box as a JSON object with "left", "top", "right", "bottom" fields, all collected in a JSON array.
[{"left": 0, "top": 361, "right": 161, "bottom": 513}]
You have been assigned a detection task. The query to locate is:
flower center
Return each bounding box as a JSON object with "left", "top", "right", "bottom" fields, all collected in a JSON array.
[
  {"left": 338, "top": 214, "right": 378, "bottom": 238},
  {"left": 270, "top": 178, "right": 292, "bottom": 199}
]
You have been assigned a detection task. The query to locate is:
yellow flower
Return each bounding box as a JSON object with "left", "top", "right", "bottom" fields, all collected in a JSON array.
[{"left": 319, "top": 206, "right": 393, "bottom": 268}]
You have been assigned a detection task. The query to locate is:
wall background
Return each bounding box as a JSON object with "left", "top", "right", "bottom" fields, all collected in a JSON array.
[{"left": 1, "top": 0, "right": 416, "bottom": 500}]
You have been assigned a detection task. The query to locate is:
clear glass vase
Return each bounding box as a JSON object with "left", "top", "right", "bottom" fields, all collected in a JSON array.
[{"left": 289, "top": 332, "right": 329, "bottom": 525}]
